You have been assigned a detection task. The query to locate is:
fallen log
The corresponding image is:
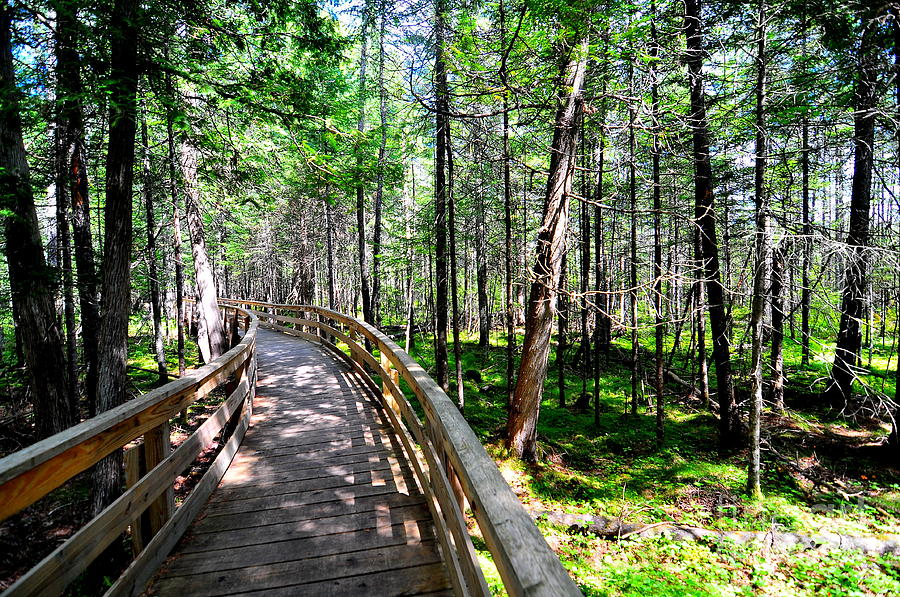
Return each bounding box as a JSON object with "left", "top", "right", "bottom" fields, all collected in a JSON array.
[{"left": 535, "top": 510, "right": 900, "bottom": 555}]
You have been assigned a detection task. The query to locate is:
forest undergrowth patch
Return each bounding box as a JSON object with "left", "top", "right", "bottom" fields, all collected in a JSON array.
[{"left": 405, "top": 331, "right": 900, "bottom": 595}]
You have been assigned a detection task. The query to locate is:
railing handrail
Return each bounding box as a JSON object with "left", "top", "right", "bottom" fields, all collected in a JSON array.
[
  {"left": 225, "top": 299, "right": 581, "bottom": 597},
  {"left": 0, "top": 303, "right": 258, "bottom": 597}
]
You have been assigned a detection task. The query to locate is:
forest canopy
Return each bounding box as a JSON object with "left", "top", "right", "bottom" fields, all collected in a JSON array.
[{"left": 2, "top": 0, "right": 900, "bottom": 594}]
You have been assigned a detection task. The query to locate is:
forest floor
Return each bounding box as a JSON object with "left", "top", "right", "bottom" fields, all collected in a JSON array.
[
  {"left": 402, "top": 330, "right": 900, "bottom": 596},
  {"left": 3, "top": 320, "right": 900, "bottom": 595}
]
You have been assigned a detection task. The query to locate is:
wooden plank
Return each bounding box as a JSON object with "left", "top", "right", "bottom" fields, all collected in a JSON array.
[
  {"left": 226, "top": 445, "right": 383, "bottom": 476},
  {"left": 237, "top": 439, "right": 387, "bottom": 461},
  {"left": 196, "top": 480, "right": 410, "bottom": 518},
  {"left": 175, "top": 503, "right": 433, "bottom": 554},
  {"left": 239, "top": 429, "right": 392, "bottom": 454},
  {"left": 210, "top": 463, "right": 399, "bottom": 503},
  {"left": 226, "top": 563, "right": 452, "bottom": 597},
  {"left": 209, "top": 473, "right": 396, "bottom": 513},
  {"left": 189, "top": 491, "right": 425, "bottom": 535},
  {"left": 248, "top": 417, "right": 386, "bottom": 437},
  {"left": 239, "top": 436, "right": 388, "bottom": 458},
  {"left": 213, "top": 456, "right": 398, "bottom": 493},
  {"left": 151, "top": 541, "right": 444, "bottom": 597},
  {"left": 161, "top": 518, "right": 438, "bottom": 576}
]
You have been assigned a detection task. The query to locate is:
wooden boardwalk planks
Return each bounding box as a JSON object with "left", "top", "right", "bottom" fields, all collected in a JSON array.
[{"left": 148, "top": 329, "right": 451, "bottom": 596}]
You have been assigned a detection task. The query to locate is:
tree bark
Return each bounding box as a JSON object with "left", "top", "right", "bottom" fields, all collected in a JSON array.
[
  {"left": 628, "top": 56, "right": 639, "bottom": 417},
  {"left": 748, "top": 0, "right": 767, "bottom": 498},
  {"left": 142, "top": 112, "right": 167, "bottom": 384},
  {"left": 770, "top": 242, "right": 785, "bottom": 410},
  {"left": 1, "top": 5, "right": 74, "bottom": 439},
  {"left": 55, "top": 118, "right": 78, "bottom": 418},
  {"left": 447, "top": 123, "right": 464, "bottom": 409},
  {"left": 825, "top": 22, "right": 878, "bottom": 406},
  {"left": 180, "top": 131, "right": 228, "bottom": 363},
  {"left": 684, "top": 0, "right": 740, "bottom": 451},
  {"left": 56, "top": 0, "right": 99, "bottom": 414},
  {"left": 506, "top": 34, "right": 588, "bottom": 461},
  {"left": 433, "top": 0, "right": 450, "bottom": 391},
  {"left": 53, "top": 1, "right": 79, "bottom": 413},
  {"left": 165, "top": 83, "right": 186, "bottom": 377},
  {"left": 557, "top": 252, "right": 568, "bottom": 408},
  {"left": 476, "top": 182, "right": 490, "bottom": 349},
  {"left": 372, "top": 8, "right": 387, "bottom": 326},
  {"left": 92, "top": 0, "right": 139, "bottom": 516},
  {"left": 356, "top": 20, "right": 373, "bottom": 327},
  {"left": 651, "top": 6, "right": 664, "bottom": 444}
]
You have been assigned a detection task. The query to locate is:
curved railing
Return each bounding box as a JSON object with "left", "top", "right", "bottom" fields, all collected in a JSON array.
[
  {"left": 0, "top": 303, "right": 258, "bottom": 597},
  {"left": 224, "top": 299, "right": 580, "bottom": 597}
]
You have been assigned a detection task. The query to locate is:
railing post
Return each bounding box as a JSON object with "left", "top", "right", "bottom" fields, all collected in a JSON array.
[
  {"left": 144, "top": 422, "right": 174, "bottom": 533},
  {"left": 426, "top": 422, "right": 467, "bottom": 518},
  {"left": 125, "top": 421, "right": 173, "bottom": 556},
  {"left": 124, "top": 445, "right": 145, "bottom": 555},
  {"left": 380, "top": 351, "right": 400, "bottom": 415},
  {"left": 350, "top": 328, "right": 363, "bottom": 370}
]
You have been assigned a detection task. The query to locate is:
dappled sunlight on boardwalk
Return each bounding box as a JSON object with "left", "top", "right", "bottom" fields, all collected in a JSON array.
[{"left": 148, "top": 329, "right": 451, "bottom": 596}]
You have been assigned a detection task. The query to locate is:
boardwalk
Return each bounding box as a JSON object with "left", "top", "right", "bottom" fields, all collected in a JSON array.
[{"left": 149, "top": 328, "right": 452, "bottom": 596}]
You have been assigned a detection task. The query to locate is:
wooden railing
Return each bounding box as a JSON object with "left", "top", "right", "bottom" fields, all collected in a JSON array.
[
  {"left": 224, "top": 299, "right": 581, "bottom": 597},
  {"left": 0, "top": 303, "right": 258, "bottom": 597}
]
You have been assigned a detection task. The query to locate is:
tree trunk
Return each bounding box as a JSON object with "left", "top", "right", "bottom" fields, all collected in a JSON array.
[
  {"left": 579, "top": 129, "right": 591, "bottom": 405},
  {"left": 56, "top": 0, "right": 99, "bottom": 415},
  {"left": 372, "top": 9, "right": 387, "bottom": 326},
  {"left": 557, "top": 252, "right": 568, "bottom": 408},
  {"left": 476, "top": 181, "right": 490, "bottom": 349},
  {"left": 53, "top": 0, "right": 79, "bottom": 413},
  {"left": 594, "top": 132, "right": 606, "bottom": 427},
  {"left": 1, "top": 5, "right": 74, "bottom": 439},
  {"left": 55, "top": 121, "right": 78, "bottom": 418},
  {"left": 826, "top": 23, "right": 878, "bottom": 406},
  {"left": 142, "top": 112, "right": 167, "bottom": 384},
  {"left": 748, "top": 0, "right": 767, "bottom": 498},
  {"left": 499, "top": 0, "right": 516, "bottom": 405},
  {"left": 405, "top": 165, "right": 416, "bottom": 353},
  {"left": 684, "top": 0, "right": 740, "bottom": 451},
  {"left": 800, "top": 4, "right": 811, "bottom": 367},
  {"left": 165, "top": 87, "right": 186, "bottom": 377},
  {"left": 180, "top": 134, "right": 228, "bottom": 362},
  {"left": 770, "top": 242, "right": 785, "bottom": 410},
  {"left": 892, "top": 12, "right": 900, "bottom": 450},
  {"left": 651, "top": 6, "right": 664, "bottom": 444},
  {"left": 506, "top": 34, "right": 588, "bottom": 461},
  {"left": 447, "top": 122, "right": 464, "bottom": 409},
  {"left": 356, "top": 21, "right": 373, "bottom": 327},
  {"left": 433, "top": 0, "right": 450, "bottom": 391},
  {"left": 92, "top": 0, "right": 139, "bottom": 516},
  {"left": 628, "top": 57, "right": 639, "bottom": 417}
]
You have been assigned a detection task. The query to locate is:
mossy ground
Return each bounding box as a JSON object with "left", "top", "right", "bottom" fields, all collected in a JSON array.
[{"left": 399, "top": 325, "right": 900, "bottom": 596}]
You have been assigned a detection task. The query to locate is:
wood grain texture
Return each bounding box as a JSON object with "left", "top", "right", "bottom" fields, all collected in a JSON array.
[
  {"left": 147, "top": 329, "right": 450, "bottom": 596},
  {"left": 224, "top": 302, "right": 582, "bottom": 597}
]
